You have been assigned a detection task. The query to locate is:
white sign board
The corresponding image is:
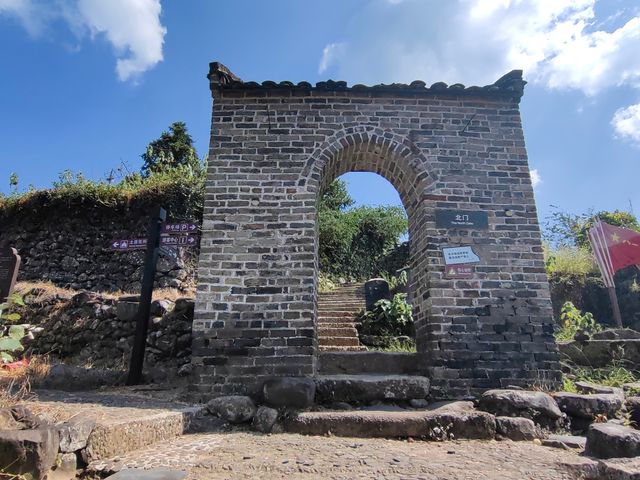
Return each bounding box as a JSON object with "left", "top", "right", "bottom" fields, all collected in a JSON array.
[{"left": 442, "top": 246, "right": 480, "bottom": 265}]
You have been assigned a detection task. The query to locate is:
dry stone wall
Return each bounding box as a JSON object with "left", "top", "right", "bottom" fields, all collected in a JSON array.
[
  {"left": 0, "top": 194, "right": 199, "bottom": 292},
  {"left": 192, "top": 62, "right": 561, "bottom": 399}
]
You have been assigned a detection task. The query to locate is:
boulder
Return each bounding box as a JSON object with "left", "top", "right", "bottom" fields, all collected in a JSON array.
[
  {"left": 542, "top": 434, "right": 586, "bottom": 450},
  {"left": 206, "top": 396, "right": 256, "bottom": 424},
  {"left": 591, "top": 329, "right": 640, "bottom": 340},
  {"left": 252, "top": 406, "right": 279, "bottom": 433},
  {"left": 116, "top": 301, "right": 139, "bottom": 322},
  {"left": 58, "top": 412, "right": 96, "bottom": 453},
  {"left": 585, "top": 422, "right": 640, "bottom": 459},
  {"left": 575, "top": 381, "right": 623, "bottom": 397},
  {"left": 553, "top": 392, "right": 623, "bottom": 420},
  {"left": 150, "top": 299, "right": 174, "bottom": 317},
  {"left": 0, "top": 427, "right": 59, "bottom": 479},
  {"left": 262, "top": 377, "right": 316, "bottom": 408},
  {"left": 625, "top": 396, "right": 640, "bottom": 428},
  {"left": 495, "top": 416, "right": 541, "bottom": 441},
  {"left": 477, "top": 389, "right": 562, "bottom": 429},
  {"left": 0, "top": 408, "right": 25, "bottom": 430}
]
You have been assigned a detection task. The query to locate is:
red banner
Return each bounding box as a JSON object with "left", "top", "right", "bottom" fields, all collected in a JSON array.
[{"left": 588, "top": 221, "right": 640, "bottom": 287}]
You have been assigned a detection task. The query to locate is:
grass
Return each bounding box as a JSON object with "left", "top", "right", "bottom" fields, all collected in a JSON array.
[
  {"left": 368, "top": 337, "right": 417, "bottom": 353},
  {"left": 0, "top": 356, "right": 49, "bottom": 408}
]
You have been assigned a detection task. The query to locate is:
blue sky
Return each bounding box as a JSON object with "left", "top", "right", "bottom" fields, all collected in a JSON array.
[{"left": 0, "top": 0, "right": 639, "bottom": 223}]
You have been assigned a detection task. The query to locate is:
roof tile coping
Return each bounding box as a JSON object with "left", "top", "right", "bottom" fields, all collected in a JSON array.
[{"left": 207, "top": 61, "right": 526, "bottom": 101}]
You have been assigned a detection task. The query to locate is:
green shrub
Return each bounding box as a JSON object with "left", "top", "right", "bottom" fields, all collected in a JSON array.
[
  {"left": 382, "top": 270, "right": 408, "bottom": 291},
  {"left": 545, "top": 245, "right": 596, "bottom": 276},
  {"left": 0, "top": 294, "right": 25, "bottom": 363},
  {"left": 555, "top": 301, "right": 602, "bottom": 342},
  {"left": 357, "top": 293, "right": 413, "bottom": 337},
  {"left": 371, "top": 337, "right": 416, "bottom": 353}
]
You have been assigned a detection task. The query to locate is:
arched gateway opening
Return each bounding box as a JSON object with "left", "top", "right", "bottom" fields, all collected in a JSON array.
[
  {"left": 308, "top": 129, "right": 434, "bottom": 360},
  {"left": 192, "top": 62, "right": 561, "bottom": 400}
]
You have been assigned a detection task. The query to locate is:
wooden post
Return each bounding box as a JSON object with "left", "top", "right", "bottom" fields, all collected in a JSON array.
[
  {"left": 607, "top": 286, "right": 623, "bottom": 328},
  {"left": 126, "top": 206, "right": 166, "bottom": 385}
]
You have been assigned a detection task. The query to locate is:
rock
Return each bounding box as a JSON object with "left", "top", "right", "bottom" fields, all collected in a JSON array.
[
  {"left": 173, "top": 298, "right": 195, "bottom": 314},
  {"left": 585, "top": 422, "right": 640, "bottom": 458},
  {"left": 150, "top": 299, "right": 173, "bottom": 317},
  {"left": 553, "top": 392, "right": 623, "bottom": 419},
  {"left": 592, "top": 328, "right": 640, "bottom": 340},
  {"left": 542, "top": 434, "right": 586, "bottom": 450},
  {"left": 54, "top": 452, "right": 78, "bottom": 479},
  {"left": 252, "top": 406, "right": 279, "bottom": 433},
  {"left": 623, "top": 382, "right": 640, "bottom": 395},
  {"left": 58, "top": 412, "right": 96, "bottom": 453},
  {"left": 206, "top": 396, "right": 256, "bottom": 424},
  {"left": 364, "top": 278, "right": 390, "bottom": 310},
  {"left": 495, "top": 416, "right": 541, "bottom": 441},
  {"left": 575, "top": 381, "right": 623, "bottom": 397},
  {"left": 116, "top": 301, "right": 139, "bottom": 322},
  {"left": 0, "top": 427, "right": 59, "bottom": 479},
  {"left": 0, "top": 408, "right": 26, "bottom": 430},
  {"left": 625, "top": 396, "right": 640, "bottom": 428},
  {"left": 177, "top": 363, "right": 193, "bottom": 377},
  {"left": 410, "top": 399, "right": 429, "bottom": 409},
  {"left": 315, "top": 375, "right": 430, "bottom": 404},
  {"left": 477, "top": 389, "right": 562, "bottom": 429},
  {"left": 35, "top": 364, "right": 121, "bottom": 391},
  {"left": 106, "top": 468, "right": 187, "bottom": 479},
  {"left": 262, "top": 377, "right": 316, "bottom": 408}
]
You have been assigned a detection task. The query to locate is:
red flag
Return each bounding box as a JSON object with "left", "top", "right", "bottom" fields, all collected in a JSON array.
[{"left": 597, "top": 221, "right": 640, "bottom": 272}]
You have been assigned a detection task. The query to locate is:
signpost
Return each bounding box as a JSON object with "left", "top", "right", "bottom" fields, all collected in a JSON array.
[
  {"left": 126, "top": 206, "right": 166, "bottom": 386},
  {"left": 0, "top": 247, "right": 20, "bottom": 304},
  {"left": 436, "top": 210, "right": 489, "bottom": 229},
  {"left": 112, "top": 212, "right": 200, "bottom": 385}
]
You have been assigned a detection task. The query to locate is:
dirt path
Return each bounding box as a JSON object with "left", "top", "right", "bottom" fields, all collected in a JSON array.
[{"left": 95, "top": 432, "right": 600, "bottom": 480}]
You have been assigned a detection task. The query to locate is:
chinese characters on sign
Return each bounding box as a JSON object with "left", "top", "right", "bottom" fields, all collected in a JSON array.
[
  {"left": 442, "top": 246, "right": 480, "bottom": 265},
  {"left": 444, "top": 264, "right": 474, "bottom": 278},
  {"left": 110, "top": 220, "right": 200, "bottom": 251},
  {"left": 435, "top": 210, "right": 489, "bottom": 229},
  {"left": 161, "top": 223, "right": 199, "bottom": 234}
]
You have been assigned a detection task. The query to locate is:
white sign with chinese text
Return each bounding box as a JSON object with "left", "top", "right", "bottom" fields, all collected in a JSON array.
[{"left": 442, "top": 246, "right": 480, "bottom": 265}]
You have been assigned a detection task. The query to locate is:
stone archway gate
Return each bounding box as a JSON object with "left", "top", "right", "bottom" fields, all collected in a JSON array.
[{"left": 191, "top": 62, "right": 560, "bottom": 399}]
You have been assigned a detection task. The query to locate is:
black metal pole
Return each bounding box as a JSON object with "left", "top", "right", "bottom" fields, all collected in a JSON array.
[{"left": 126, "top": 206, "right": 166, "bottom": 385}]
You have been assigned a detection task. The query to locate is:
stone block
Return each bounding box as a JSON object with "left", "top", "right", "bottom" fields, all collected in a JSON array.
[
  {"left": 585, "top": 423, "right": 640, "bottom": 459},
  {"left": 262, "top": 377, "right": 316, "bottom": 408}
]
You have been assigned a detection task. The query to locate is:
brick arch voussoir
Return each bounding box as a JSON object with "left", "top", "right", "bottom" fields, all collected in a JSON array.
[{"left": 304, "top": 127, "right": 438, "bottom": 210}]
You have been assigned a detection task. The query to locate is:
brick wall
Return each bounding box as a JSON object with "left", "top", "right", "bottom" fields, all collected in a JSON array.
[{"left": 191, "top": 63, "right": 560, "bottom": 398}]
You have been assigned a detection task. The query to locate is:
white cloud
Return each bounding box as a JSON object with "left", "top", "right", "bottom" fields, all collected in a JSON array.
[
  {"left": 530, "top": 169, "right": 542, "bottom": 188},
  {"left": 318, "top": 0, "right": 640, "bottom": 144},
  {"left": 612, "top": 103, "right": 640, "bottom": 143},
  {"left": 318, "top": 42, "right": 346, "bottom": 74},
  {"left": 0, "top": 0, "right": 166, "bottom": 81}
]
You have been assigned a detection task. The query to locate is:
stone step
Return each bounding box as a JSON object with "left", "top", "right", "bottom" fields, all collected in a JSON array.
[
  {"left": 317, "top": 310, "right": 359, "bottom": 316},
  {"left": 318, "top": 352, "right": 421, "bottom": 375},
  {"left": 314, "top": 374, "right": 431, "bottom": 404},
  {"left": 284, "top": 408, "right": 496, "bottom": 439},
  {"left": 317, "top": 327, "right": 357, "bottom": 337},
  {"left": 319, "top": 345, "right": 367, "bottom": 352},
  {"left": 318, "top": 336, "right": 361, "bottom": 347},
  {"left": 27, "top": 390, "right": 206, "bottom": 463}
]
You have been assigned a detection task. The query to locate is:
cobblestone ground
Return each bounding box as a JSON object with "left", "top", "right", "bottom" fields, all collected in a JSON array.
[{"left": 94, "top": 432, "right": 600, "bottom": 480}]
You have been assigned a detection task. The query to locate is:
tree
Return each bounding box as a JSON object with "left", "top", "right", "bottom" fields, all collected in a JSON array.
[
  {"left": 544, "top": 207, "right": 640, "bottom": 249},
  {"left": 141, "top": 122, "right": 202, "bottom": 176},
  {"left": 318, "top": 180, "right": 408, "bottom": 279}
]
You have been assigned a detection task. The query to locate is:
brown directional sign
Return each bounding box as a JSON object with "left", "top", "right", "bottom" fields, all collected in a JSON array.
[
  {"left": 111, "top": 235, "right": 199, "bottom": 251},
  {"left": 0, "top": 247, "right": 21, "bottom": 303},
  {"left": 162, "top": 222, "right": 199, "bottom": 234}
]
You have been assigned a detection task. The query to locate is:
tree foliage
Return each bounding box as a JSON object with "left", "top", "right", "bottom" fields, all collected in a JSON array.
[
  {"left": 141, "top": 122, "right": 203, "bottom": 177},
  {"left": 544, "top": 207, "right": 640, "bottom": 249},
  {"left": 318, "top": 179, "right": 408, "bottom": 279}
]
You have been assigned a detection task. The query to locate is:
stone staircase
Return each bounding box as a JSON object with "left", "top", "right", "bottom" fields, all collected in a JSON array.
[{"left": 317, "top": 282, "right": 367, "bottom": 352}]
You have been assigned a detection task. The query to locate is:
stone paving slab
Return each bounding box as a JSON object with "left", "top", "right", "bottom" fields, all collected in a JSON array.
[
  {"left": 24, "top": 389, "right": 205, "bottom": 461},
  {"left": 88, "top": 432, "right": 602, "bottom": 480}
]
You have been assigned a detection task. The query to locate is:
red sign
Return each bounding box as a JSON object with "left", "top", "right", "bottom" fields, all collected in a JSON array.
[{"left": 444, "top": 264, "right": 474, "bottom": 278}]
